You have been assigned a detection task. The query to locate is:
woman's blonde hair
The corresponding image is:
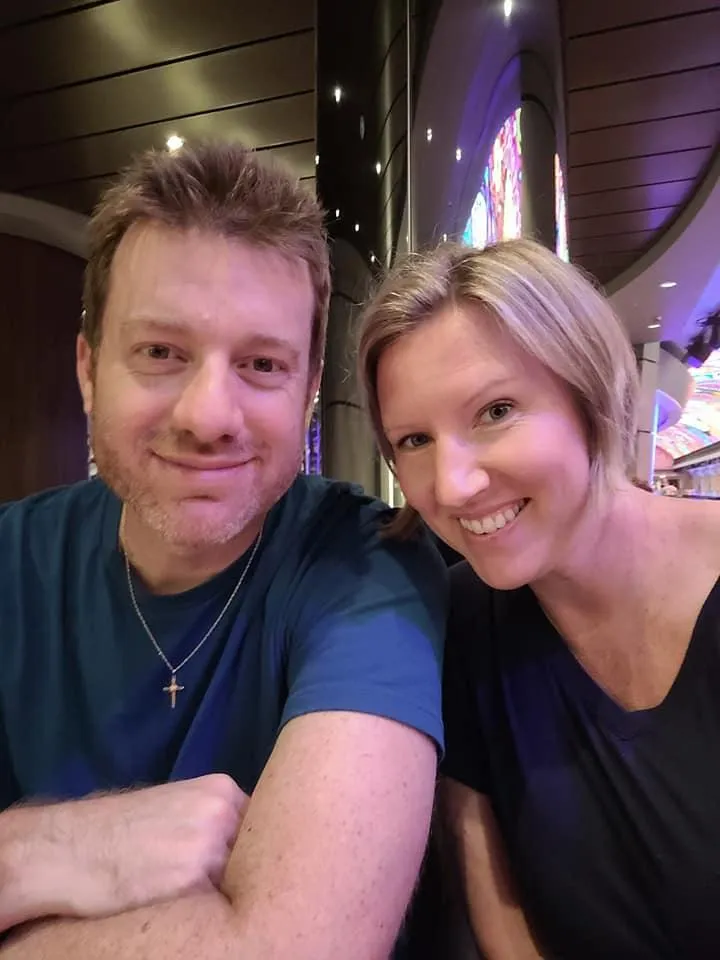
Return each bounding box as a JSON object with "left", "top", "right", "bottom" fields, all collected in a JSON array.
[{"left": 358, "top": 238, "right": 639, "bottom": 535}]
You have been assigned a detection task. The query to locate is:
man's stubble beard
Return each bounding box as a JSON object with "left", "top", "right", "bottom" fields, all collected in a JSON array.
[{"left": 89, "top": 405, "right": 305, "bottom": 549}]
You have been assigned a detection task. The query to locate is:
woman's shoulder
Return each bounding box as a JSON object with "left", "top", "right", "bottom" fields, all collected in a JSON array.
[{"left": 673, "top": 497, "right": 720, "bottom": 564}]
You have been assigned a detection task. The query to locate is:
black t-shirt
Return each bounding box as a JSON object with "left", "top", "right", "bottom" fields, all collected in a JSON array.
[{"left": 442, "top": 562, "right": 720, "bottom": 959}]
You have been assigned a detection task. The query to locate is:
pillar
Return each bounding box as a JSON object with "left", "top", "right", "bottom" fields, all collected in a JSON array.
[
  {"left": 518, "top": 54, "right": 556, "bottom": 250},
  {"left": 320, "top": 239, "right": 379, "bottom": 493},
  {"left": 316, "top": 0, "right": 412, "bottom": 495},
  {"left": 635, "top": 341, "right": 660, "bottom": 483}
]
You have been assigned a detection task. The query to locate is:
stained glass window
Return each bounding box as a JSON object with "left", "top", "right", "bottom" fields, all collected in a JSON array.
[
  {"left": 463, "top": 108, "right": 522, "bottom": 247},
  {"left": 303, "top": 392, "right": 322, "bottom": 475}
]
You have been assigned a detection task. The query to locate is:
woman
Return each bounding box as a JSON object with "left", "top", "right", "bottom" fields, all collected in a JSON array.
[{"left": 358, "top": 239, "right": 720, "bottom": 959}]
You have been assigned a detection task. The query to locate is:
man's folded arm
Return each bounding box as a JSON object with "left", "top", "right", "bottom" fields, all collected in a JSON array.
[{"left": 2, "top": 709, "right": 437, "bottom": 960}]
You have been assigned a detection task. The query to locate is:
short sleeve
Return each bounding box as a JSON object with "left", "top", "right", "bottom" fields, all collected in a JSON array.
[
  {"left": 282, "top": 513, "right": 447, "bottom": 754},
  {"left": 440, "top": 563, "right": 491, "bottom": 794}
]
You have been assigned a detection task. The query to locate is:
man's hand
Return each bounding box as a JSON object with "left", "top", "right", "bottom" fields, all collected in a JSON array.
[{"left": 1, "top": 774, "right": 248, "bottom": 932}]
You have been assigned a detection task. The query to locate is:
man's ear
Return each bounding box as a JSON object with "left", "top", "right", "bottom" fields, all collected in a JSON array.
[{"left": 76, "top": 333, "right": 95, "bottom": 416}]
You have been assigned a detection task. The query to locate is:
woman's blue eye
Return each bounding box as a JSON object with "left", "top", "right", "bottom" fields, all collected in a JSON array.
[
  {"left": 480, "top": 402, "right": 513, "bottom": 424},
  {"left": 399, "top": 433, "right": 430, "bottom": 450}
]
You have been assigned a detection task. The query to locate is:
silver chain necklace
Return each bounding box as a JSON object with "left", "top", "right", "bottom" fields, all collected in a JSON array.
[{"left": 121, "top": 510, "right": 263, "bottom": 708}]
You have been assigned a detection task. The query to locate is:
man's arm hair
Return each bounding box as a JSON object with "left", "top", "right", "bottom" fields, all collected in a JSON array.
[{"left": 1, "top": 711, "right": 437, "bottom": 960}]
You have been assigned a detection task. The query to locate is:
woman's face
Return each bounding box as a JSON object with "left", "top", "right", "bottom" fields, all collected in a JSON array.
[{"left": 377, "top": 302, "right": 595, "bottom": 590}]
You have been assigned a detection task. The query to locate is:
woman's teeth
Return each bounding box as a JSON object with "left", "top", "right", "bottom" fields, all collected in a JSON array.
[{"left": 459, "top": 500, "right": 527, "bottom": 536}]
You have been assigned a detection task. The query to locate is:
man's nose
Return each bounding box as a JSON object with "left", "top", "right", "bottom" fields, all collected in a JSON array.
[{"left": 170, "top": 361, "right": 243, "bottom": 444}]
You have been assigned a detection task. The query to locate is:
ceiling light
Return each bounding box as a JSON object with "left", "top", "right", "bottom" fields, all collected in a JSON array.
[
  {"left": 315, "top": 154, "right": 319, "bottom": 166},
  {"left": 426, "top": 128, "right": 433, "bottom": 142},
  {"left": 504, "top": 0, "right": 513, "bottom": 19},
  {"left": 335, "top": 208, "right": 340, "bottom": 219},
  {"left": 455, "top": 147, "right": 463, "bottom": 162},
  {"left": 442, "top": 233, "right": 448, "bottom": 242},
  {"left": 166, "top": 135, "right": 184, "bottom": 153},
  {"left": 370, "top": 253, "right": 377, "bottom": 264},
  {"left": 648, "top": 322, "right": 661, "bottom": 329},
  {"left": 333, "top": 85, "right": 343, "bottom": 104},
  {"left": 354, "top": 223, "right": 360, "bottom": 233},
  {"left": 375, "top": 161, "right": 382, "bottom": 175},
  {"left": 660, "top": 281, "right": 677, "bottom": 289}
]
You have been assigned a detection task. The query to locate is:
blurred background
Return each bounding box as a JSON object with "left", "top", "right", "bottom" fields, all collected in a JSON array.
[{"left": 0, "top": 0, "right": 717, "bottom": 503}]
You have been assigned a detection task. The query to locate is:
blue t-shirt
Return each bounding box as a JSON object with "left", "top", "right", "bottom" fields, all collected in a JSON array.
[{"left": 0, "top": 475, "right": 446, "bottom": 806}]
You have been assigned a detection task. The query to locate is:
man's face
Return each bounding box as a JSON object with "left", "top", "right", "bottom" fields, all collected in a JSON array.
[{"left": 77, "top": 222, "right": 319, "bottom": 548}]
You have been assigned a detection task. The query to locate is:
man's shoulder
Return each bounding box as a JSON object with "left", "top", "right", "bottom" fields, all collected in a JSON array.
[
  {"left": 277, "top": 474, "right": 399, "bottom": 556},
  {"left": 0, "top": 480, "right": 114, "bottom": 554},
  {"left": 282, "top": 474, "right": 392, "bottom": 531},
  {"left": 274, "top": 475, "right": 446, "bottom": 595}
]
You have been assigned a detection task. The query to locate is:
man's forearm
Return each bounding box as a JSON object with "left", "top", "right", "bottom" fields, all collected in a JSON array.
[
  {"left": 0, "top": 805, "right": 70, "bottom": 934},
  {"left": 1, "top": 892, "right": 242, "bottom": 959}
]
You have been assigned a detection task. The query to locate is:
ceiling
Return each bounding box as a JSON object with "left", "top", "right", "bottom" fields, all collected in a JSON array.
[
  {"left": 559, "top": 0, "right": 720, "bottom": 288},
  {"left": 608, "top": 148, "right": 720, "bottom": 347},
  {"left": 0, "top": 0, "right": 316, "bottom": 215},
  {"left": 0, "top": 0, "right": 717, "bottom": 354}
]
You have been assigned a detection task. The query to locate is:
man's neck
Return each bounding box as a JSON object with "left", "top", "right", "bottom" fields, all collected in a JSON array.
[{"left": 119, "top": 508, "right": 263, "bottom": 595}]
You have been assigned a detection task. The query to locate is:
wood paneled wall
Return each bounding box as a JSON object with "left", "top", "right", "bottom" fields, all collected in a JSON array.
[{"left": 0, "top": 233, "right": 86, "bottom": 502}]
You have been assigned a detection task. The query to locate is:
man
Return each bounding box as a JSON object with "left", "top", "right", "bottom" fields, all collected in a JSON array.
[{"left": 0, "top": 141, "right": 446, "bottom": 958}]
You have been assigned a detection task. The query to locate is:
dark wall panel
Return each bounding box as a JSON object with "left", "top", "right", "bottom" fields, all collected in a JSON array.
[
  {"left": 564, "top": 0, "right": 714, "bottom": 37},
  {"left": 0, "top": 0, "right": 313, "bottom": 97},
  {"left": 0, "top": 94, "right": 316, "bottom": 191},
  {"left": 570, "top": 148, "right": 712, "bottom": 194},
  {"left": 0, "top": 0, "right": 91, "bottom": 29},
  {"left": 3, "top": 32, "right": 315, "bottom": 147},
  {"left": 568, "top": 65, "right": 720, "bottom": 132},
  {"left": 0, "top": 235, "right": 86, "bottom": 501},
  {"left": 569, "top": 111, "right": 720, "bottom": 166},
  {"left": 566, "top": 11, "right": 720, "bottom": 89},
  {"left": 569, "top": 178, "right": 694, "bottom": 219},
  {"left": 570, "top": 206, "right": 674, "bottom": 239}
]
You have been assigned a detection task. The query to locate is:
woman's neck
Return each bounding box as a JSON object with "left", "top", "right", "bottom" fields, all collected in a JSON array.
[{"left": 531, "top": 485, "right": 658, "bottom": 634}]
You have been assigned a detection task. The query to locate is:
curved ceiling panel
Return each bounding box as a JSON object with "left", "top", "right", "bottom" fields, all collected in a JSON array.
[
  {"left": 0, "top": 0, "right": 316, "bottom": 214},
  {"left": 558, "top": 0, "right": 720, "bottom": 287}
]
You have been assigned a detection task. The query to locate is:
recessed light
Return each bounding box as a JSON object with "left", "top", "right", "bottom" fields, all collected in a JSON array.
[
  {"left": 335, "top": 208, "right": 340, "bottom": 219},
  {"left": 426, "top": 128, "right": 433, "bottom": 142},
  {"left": 455, "top": 147, "right": 463, "bottom": 162},
  {"left": 166, "top": 135, "right": 184, "bottom": 152},
  {"left": 354, "top": 223, "right": 360, "bottom": 233},
  {"left": 333, "top": 85, "right": 343, "bottom": 104},
  {"left": 660, "top": 281, "right": 677, "bottom": 289},
  {"left": 375, "top": 161, "right": 382, "bottom": 175}
]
